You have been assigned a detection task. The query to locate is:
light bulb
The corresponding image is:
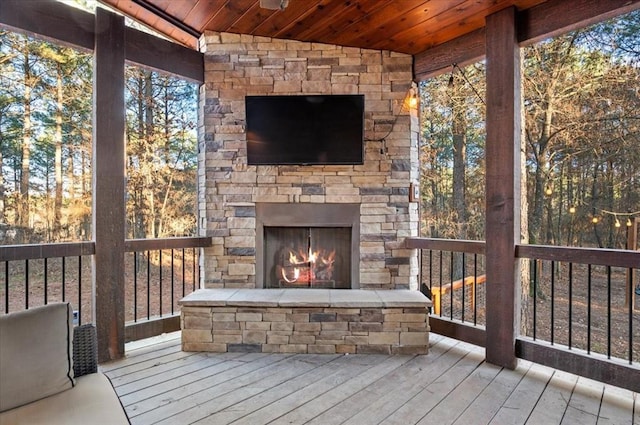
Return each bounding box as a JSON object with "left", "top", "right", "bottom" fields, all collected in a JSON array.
[
  {"left": 628, "top": 218, "right": 633, "bottom": 227},
  {"left": 615, "top": 219, "right": 621, "bottom": 228},
  {"left": 545, "top": 187, "right": 552, "bottom": 195},
  {"left": 592, "top": 217, "right": 599, "bottom": 224},
  {"left": 569, "top": 206, "right": 576, "bottom": 214}
]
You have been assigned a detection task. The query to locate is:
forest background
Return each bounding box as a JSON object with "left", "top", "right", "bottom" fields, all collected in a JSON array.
[{"left": 0, "top": 5, "right": 638, "bottom": 252}]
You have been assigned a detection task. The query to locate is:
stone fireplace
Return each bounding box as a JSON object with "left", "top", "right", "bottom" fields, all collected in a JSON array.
[{"left": 198, "top": 31, "right": 420, "bottom": 291}]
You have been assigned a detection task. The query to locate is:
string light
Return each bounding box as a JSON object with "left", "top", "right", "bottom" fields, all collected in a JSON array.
[
  {"left": 592, "top": 216, "right": 599, "bottom": 224},
  {"left": 545, "top": 187, "right": 553, "bottom": 195},
  {"left": 569, "top": 206, "right": 576, "bottom": 214},
  {"left": 614, "top": 218, "right": 621, "bottom": 228},
  {"left": 628, "top": 218, "right": 633, "bottom": 227}
]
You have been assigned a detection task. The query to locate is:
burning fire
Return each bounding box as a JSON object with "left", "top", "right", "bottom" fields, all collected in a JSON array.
[{"left": 279, "top": 247, "right": 336, "bottom": 284}]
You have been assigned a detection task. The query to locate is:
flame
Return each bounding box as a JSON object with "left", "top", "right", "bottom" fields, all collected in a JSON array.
[
  {"left": 281, "top": 267, "right": 300, "bottom": 283},
  {"left": 280, "top": 247, "right": 337, "bottom": 284}
]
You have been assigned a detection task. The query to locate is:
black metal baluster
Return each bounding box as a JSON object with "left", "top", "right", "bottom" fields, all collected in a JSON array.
[
  {"left": 61, "top": 257, "right": 66, "bottom": 302},
  {"left": 192, "top": 248, "right": 196, "bottom": 292},
  {"left": 629, "top": 267, "right": 634, "bottom": 365},
  {"left": 587, "top": 264, "right": 592, "bottom": 354},
  {"left": 473, "top": 254, "right": 478, "bottom": 326},
  {"left": 78, "top": 256, "right": 82, "bottom": 325},
  {"left": 182, "top": 248, "right": 186, "bottom": 297},
  {"left": 44, "top": 258, "right": 48, "bottom": 305},
  {"left": 159, "top": 250, "right": 163, "bottom": 317},
  {"left": 533, "top": 259, "right": 537, "bottom": 340},
  {"left": 134, "top": 252, "right": 138, "bottom": 322},
  {"left": 461, "top": 253, "right": 466, "bottom": 323},
  {"left": 5, "top": 261, "right": 9, "bottom": 313},
  {"left": 25, "top": 260, "right": 29, "bottom": 309},
  {"left": 171, "top": 249, "right": 175, "bottom": 315},
  {"left": 607, "top": 265, "right": 611, "bottom": 359},
  {"left": 147, "top": 251, "right": 151, "bottom": 320},
  {"left": 449, "top": 251, "right": 454, "bottom": 320},
  {"left": 550, "top": 261, "right": 555, "bottom": 344},
  {"left": 428, "top": 249, "right": 433, "bottom": 290},
  {"left": 439, "top": 251, "right": 443, "bottom": 317},
  {"left": 568, "top": 262, "right": 573, "bottom": 349}
]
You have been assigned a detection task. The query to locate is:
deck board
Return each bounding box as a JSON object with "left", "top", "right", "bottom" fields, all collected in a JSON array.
[{"left": 101, "top": 332, "right": 638, "bottom": 425}]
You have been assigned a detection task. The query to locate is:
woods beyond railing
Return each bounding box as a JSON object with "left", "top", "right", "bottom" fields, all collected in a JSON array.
[
  {"left": 406, "top": 237, "right": 640, "bottom": 392},
  {"left": 0, "top": 237, "right": 211, "bottom": 339}
]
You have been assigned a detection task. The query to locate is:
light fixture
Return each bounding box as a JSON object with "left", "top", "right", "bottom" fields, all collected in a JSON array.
[
  {"left": 545, "top": 187, "right": 552, "bottom": 195},
  {"left": 569, "top": 206, "right": 576, "bottom": 214},
  {"left": 260, "top": 0, "right": 289, "bottom": 10},
  {"left": 628, "top": 218, "right": 633, "bottom": 227},
  {"left": 615, "top": 218, "right": 621, "bottom": 228},
  {"left": 592, "top": 217, "right": 599, "bottom": 224},
  {"left": 409, "top": 91, "right": 418, "bottom": 108}
]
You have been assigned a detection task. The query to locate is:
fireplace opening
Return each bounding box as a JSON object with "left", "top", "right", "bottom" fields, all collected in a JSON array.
[
  {"left": 256, "top": 203, "right": 360, "bottom": 289},
  {"left": 264, "top": 227, "right": 351, "bottom": 289}
]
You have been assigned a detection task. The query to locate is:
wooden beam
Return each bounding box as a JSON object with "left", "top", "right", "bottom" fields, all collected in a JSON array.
[
  {"left": 413, "top": 0, "right": 640, "bottom": 81},
  {"left": 93, "top": 8, "right": 126, "bottom": 363},
  {"left": 0, "top": 0, "right": 94, "bottom": 50},
  {"left": 413, "top": 28, "right": 485, "bottom": 81},
  {"left": 125, "top": 27, "right": 203, "bottom": 83},
  {"left": 518, "top": 0, "right": 640, "bottom": 46},
  {"left": 516, "top": 338, "right": 640, "bottom": 393},
  {"left": 484, "top": 6, "right": 521, "bottom": 369},
  {"left": 429, "top": 317, "right": 486, "bottom": 348},
  {"left": 0, "top": 0, "right": 203, "bottom": 83}
]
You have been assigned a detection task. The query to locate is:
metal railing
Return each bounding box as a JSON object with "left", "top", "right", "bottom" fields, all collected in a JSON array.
[
  {"left": 1, "top": 237, "right": 211, "bottom": 340},
  {"left": 406, "top": 237, "right": 639, "bottom": 392}
]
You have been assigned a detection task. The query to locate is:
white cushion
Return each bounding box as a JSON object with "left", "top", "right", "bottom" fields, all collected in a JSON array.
[
  {"left": 0, "top": 373, "right": 129, "bottom": 425},
  {"left": 0, "top": 303, "right": 75, "bottom": 412}
]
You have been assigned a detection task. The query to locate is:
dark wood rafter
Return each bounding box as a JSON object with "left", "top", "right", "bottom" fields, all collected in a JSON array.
[
  {"left": 0, "top": 0, "right": 204, "bottom": 83},
  {"left": 413, "top": 0, "right": 640, "bottom": 80},
  {"left": 484, "top": 6, "right": 521, "bottom": 369},
  {"left": 93, "top": 8, "right": 126, "bottom": 362}
]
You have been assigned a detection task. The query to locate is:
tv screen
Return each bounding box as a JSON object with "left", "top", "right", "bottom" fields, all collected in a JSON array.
[{"left": 246, "top": 94, "right": 364, "bottom": 165}]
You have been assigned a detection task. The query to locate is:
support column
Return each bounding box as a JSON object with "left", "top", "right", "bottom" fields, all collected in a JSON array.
[
  {"left": 93, "top": 8, "right": 125, "bottom": 362},
  {"left": 485, "top": 6, "right": 521, "bottom": 369}
]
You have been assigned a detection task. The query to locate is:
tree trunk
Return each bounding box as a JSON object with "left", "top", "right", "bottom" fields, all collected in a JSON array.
[
  {"left": 54, "top": 63, "right": 64, "bottom": 239},
  {"left": 18, "top": 47, "right": 32, "bottom": 234}
]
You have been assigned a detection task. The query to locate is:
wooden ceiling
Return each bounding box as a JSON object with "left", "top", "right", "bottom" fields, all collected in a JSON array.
[{"left": 99, "top": 0, "right": 548, "bottom": 54}]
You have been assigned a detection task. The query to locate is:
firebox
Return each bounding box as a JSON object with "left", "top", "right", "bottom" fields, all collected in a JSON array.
[
  {"left": 256, "top": 203, "right": 360, "bottom": 289},
  {"left": 264, "top": 226, "right": 351, "bottom": 288}
]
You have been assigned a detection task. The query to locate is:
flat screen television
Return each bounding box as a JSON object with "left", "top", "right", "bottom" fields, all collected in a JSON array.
[{"left": 245, "top": 94, "right": 364, "bottom": 165}]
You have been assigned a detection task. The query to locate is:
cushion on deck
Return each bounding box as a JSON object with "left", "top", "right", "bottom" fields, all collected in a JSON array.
[
  {"left": 0, "top": 373, "right": 129, "bottom": 425},
  {"left": 0, "top": 303, "right": 75, "bottom": 412}
]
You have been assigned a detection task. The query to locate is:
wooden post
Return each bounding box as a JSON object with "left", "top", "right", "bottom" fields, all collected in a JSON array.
[
  {"left": 485, "top": 6, "right": 521, "bottom": 369},
  {"left": 93, "top": 8, "right": 125, "bottom": 362}
]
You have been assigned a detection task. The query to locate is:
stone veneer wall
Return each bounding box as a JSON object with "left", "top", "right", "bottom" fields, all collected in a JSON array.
[{"left": 198, "top": 31, "right": 420, "bottom": 290}]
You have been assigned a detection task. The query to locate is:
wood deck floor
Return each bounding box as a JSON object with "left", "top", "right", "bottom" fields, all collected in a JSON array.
[{"left": 101, "top": 332, "right": 638, "bottom": 425}]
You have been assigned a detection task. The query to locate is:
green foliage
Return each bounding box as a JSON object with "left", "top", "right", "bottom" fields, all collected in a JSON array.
[
  {"left": 419, "top": 10, "right": 640, "bottom": 249},
  {"left": 0, "top": 28, "right": 198, "bottom": 244}
]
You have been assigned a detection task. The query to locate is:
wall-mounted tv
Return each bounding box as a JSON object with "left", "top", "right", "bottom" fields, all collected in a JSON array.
[{"left": 246, "top": 94, "right": 364, "bottom": 165}]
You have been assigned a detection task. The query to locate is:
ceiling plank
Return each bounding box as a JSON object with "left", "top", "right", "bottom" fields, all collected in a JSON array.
[
  {"left": 296, "top": 0, "right": 394, "bottom": 44},
  {"left": 414, "top": 0, "right": 640, "bottom": 80}
]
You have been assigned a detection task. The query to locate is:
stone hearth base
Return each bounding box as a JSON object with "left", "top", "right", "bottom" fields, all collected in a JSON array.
[{"left": 179, "top": 289, "right": 431, "bottom": 355}]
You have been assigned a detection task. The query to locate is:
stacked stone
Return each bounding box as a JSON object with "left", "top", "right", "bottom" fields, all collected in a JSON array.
[
  {"left": 182, "top": 305, "right": 429, "bottom": 355},
  {"left": 197, "top": 31, "right": 420, "bottom": 291}
]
